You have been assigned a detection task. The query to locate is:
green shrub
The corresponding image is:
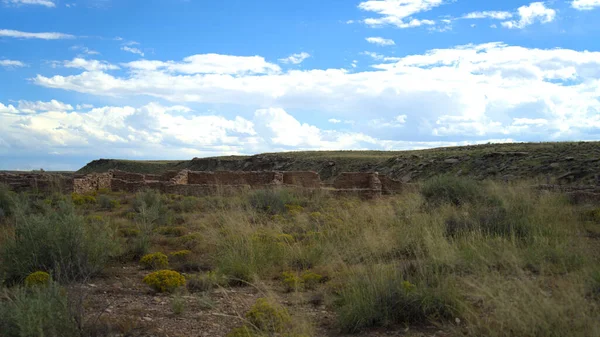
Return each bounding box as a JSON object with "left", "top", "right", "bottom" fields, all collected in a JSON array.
[
  {"left": 155, "top": 226, "right": 187, "bottom": 237},
  {"left": 71, "top": 193, "right": 96, "bottom": 206},
  {"left": 171, "top": 196, "right": 200, "bottom": 213},
  {"left": 118, "top": 227, "right": 141, "bottom": 238},
  {"left": 169, "top": 250, "right": 192, "bottom": 263},
  {"left": 0, "top": 183, "right": 15, "bottom": 221},
  {"left": 1, "top": 201, "right": 119, "bottom": 284},
  {"left": 187, "top": 271, "right": 224, "bottom": 292},
  {"left": 24, "top": 271, "right": 51, "bottom": 288},
  {"left": 143, "top": 270, "right": 186, "bottom": 293},
  {"left": 97, "top": 195, "right": 119, "bottom": 210},
  {"left": 334, "top": 265, "right": 460, "bottom": 332},
  {"left": 132, "top": 189, "right": 170, "bottom": 227},
  {"left": 282, "top": 271, "right": 302, "bottom": 292},
  {"left": 0, "top": 283, "right": 79, "bottom": 337},
  {"left": 139, "top": 252, "right": 169, "bottom": 270},
  {"left": 248, "top": 189, "right": 298, "bottom": 215},
  {"left": 244, "top": 298, "right": 291, "bottom": 333},
  {"left": 421, "top": 176, "right": 482, "bottom": 206},
  {"left": 301, "top": 272, "right": 323, "bottom": 290}
]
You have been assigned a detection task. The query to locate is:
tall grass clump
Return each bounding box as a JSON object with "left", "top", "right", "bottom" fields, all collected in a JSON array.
[
  {"left": 421, "top": 175, "right": 482, "bottom": 206},
  {"left": 0, "top": 283, "right": 79, "bottom": 337},
  {"left": 248, "top": 189, "right": 299, "bottom": 215},
  {"left": 334, "top": 264, "right": 461, "bottom": 333},
  {"left": 0, "top": 184, "right": 15, "bottom": 221},
  {"left": 1, "top": 200, "right": 119, "bottom": 284}
]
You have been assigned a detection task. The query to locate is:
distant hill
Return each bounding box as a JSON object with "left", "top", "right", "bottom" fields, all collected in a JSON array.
[{"left": 77, "top": 142, "right": 600, "bottom": 184}]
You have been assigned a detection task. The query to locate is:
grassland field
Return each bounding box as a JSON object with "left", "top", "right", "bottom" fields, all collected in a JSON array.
[{"left": 1, "top": 174, "right": 600, "bottom": 337}]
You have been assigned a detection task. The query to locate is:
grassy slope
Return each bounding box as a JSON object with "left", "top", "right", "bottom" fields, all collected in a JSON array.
[{"left": 77, "top": 142, "right": 600, "bottom": 183}]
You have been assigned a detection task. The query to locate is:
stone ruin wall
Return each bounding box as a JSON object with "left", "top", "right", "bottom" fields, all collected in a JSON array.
[
  {"left": 73, "top": 173, "right": 112, "bottom": 195},
  {"left": 0, "top": 172, "right": 73, "bottom": 193},
  {"left": 283, "top": 171, "right": 322, "bottom": 188},
  {"left": 2, "top": 169, "right": 404, "bottom": 198}
]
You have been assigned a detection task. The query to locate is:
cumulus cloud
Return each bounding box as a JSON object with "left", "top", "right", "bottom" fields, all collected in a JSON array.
[
  {"left": 358, "top": 0, "right": 445, "bottom": 28},
  {"left": 0, "top": 59, "right": 26, "bottom": 68},
  {"left": 0, "top": 102, "right": 19, "bottom": 114},
  {"left": 462, "top": 11, "right": 513, "bottom": 20},
  {"left": 279, "top": 52, "right": 311, "bottom": 65},
  {"left": 121, "top": 46, "right": 144, "bottom": 57},
  {"left": 63, "top": 58, "right": 120, "bottom": 71},
  {"left": 3, "top": 102, "right": 470, "bottom": 161},
  {"left": 501, "top": 2, "right": 556, "bottom": 29},
  {"left": 572, "top": 0, "right": 600, "bottom": 10},
  {"left": 366, "top": 37, "right": 396, "bottom": 46},
  {"left": 125, "top": 54, "right": 281, "bottom": 75},
  {"left": 31, "top": 42, "right": 600, "bottom": 142},
  {"left": 369, "top": 115, "right": 407, "bottom": 128},
  {"left": 17, "top": 100, "right": 74, "bottom": 113},
  {"left": 71, "top": 45, "right": 99, "bottom": 55},
  {"left": 3, "top": 0, "right": 55, "bottom": 7},
  {"left": 0, "top": 29, "right": 74, "bottom": 39}
]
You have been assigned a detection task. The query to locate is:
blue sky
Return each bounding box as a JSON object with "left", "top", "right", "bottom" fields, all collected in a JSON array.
[{"left": 1, "top": 0, "right": 600, "bottom": 170}]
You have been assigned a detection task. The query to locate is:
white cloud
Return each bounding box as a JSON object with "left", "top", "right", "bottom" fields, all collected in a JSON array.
[
  {"left": 358, "top": 0, "right": 445, "bottom": 28},
  {"left": 366, "top": 37, "right": 396, "bottom": 46},
  {"left": 462, "top": 11, "right": 513, "bottom": 20},
  {"left": 121, "top": 46, "right": 145, "bottom": 57},
  {"left": 362, "top": 51, "right": 401, "bottom": 62},
  {"left": 369, "top": 115, "right": 407, "bottom": 128},
  {"left": 76, "top": 104, "right": 94, "bottom": 110},
  {"left": 501, "top": 2, "right": 556, "bottom": 29},
  {"left": 329, "top": 118, "right": 355, "bottom": 125},
  {"left": 3, "top": 0, "right": 55, "bottom": 7},
  {"left": 0, "top": 102, "right": 18, "bottom": 114},
  {"left": 0, "top": 29, "right": 74, "bottom": 39},
  {"left": 0, "top": 101, "right": 517, "bottom": 161},
  {"left": 32, "top": 43, "right": 600, "bottom": 142},
  {"left": 71, "top": 45, "right": 99, "bottom": 55},
  {"left": 572, "top": 0, "right": 600, "bottom": 10},
  {"left": 0, "top": 59, "right": 26, "bottom": 68},
  {"left": 0, "top": 102, "right": 260, "bottom": 157},
  {"left": 63, "top": 58, "right": 120, "bottom": 71},
  {"left": 17, "top": 100, "right": 73, "bottom": 113},
  {"left": 125, "top": 54, "right": 281, "bottom": 75},
  {"left": 279, "top": 52, "right": 311, "bottom": 65},
  {"left": 512, "top": 118, "right": 548, "bottom": 126}
]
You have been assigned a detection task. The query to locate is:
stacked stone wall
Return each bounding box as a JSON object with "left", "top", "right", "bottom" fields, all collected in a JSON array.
[{"left": 282, "top": 171, "right": 321, "bottom": 188}]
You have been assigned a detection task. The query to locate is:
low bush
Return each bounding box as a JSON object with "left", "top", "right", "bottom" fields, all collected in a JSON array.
[
  {"left": 0, "top": 183, "right": 15, "bottom": 221},
  {"left": 155, "top": 226, "right": 187, "bottom": 237},
  {"left": 97, "top": 194, "right": 120, "bottom": 210},
  {"left": 71, "top": 193, "right": 96, "bottom": 206},
  {"left": 1, "top": 201, "right": 118, "bottom": 284},
  {"left": 118, "top": 227, "right": 141, "bottom": 238},
  {"left": 24, "top": 271, "right": 51, "bottom": 288},
  {"left": 187, "top": 271, "right": 224, "bottom": 292},
  {"left": 421, "top": 175, "right": 482, "bottom": 206},
  {"left": 0, "top": 283, "right": 80, "bottom": 337},
  {"left": 229, "top": 298, "right": 291, "bottom": 335},
  {"left": 334, "top": 265, "right": 460, "bottom": 333},
  {"left": 282, "top": 271, "right": 302, "bottom": 292},
  {"left": 139, "top": 252, "right": 169, "bottom": 270},
  {"left": 143, "top": 270, "right": 186, "bottom": 293},
  {"left": 248, "top": 189, "right": 298, "bottom": 215},
  {"left": 171, "top": 196, "right": 200, "bottom": 213}
]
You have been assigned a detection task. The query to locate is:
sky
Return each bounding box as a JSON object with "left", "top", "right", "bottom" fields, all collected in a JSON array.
[{"left": 1, "top": 0, "right": 600, "bottom": 170}]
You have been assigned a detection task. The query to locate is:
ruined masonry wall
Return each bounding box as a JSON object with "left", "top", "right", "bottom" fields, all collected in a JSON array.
[
  {"left": 73, "top": 173, "right": 112, "bottom": 194},
  {"left": 3, "top": 169, "right": 403, "bottom": 199},
  {"left": 283, "top": 171, "right": 321, "bottom": 188},
  {"left": 333, "top": 172, "right": 379, "bottom": 190}
]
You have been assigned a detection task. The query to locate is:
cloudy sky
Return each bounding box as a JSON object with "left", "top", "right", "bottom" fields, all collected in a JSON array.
[{"left": 1, "top": 0, "right": 600, "bottom": 170}]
